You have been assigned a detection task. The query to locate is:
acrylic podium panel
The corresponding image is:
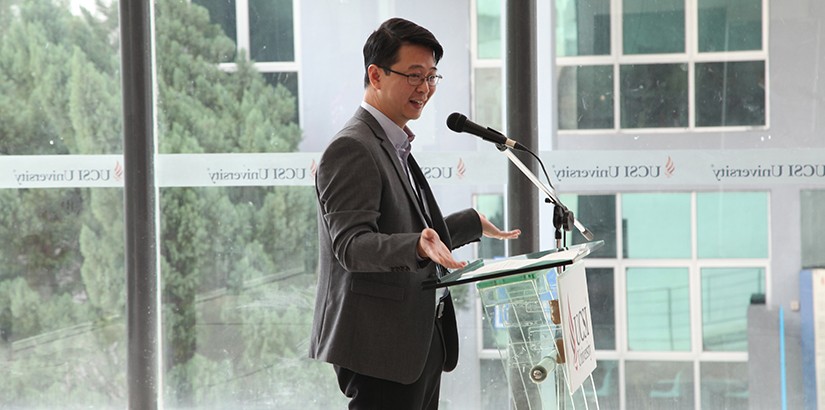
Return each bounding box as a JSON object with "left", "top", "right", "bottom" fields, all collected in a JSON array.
[{"left": 429, "top": 241, "right": 604, "bottom": 410}]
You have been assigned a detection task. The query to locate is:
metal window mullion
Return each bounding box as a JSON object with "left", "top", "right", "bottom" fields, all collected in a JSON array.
[
  {"left": 615, "top": 192, "right": 627, "bottom": 410},
  {"left": 120, "top": 0, "right": 161, "bottom": 409},
  {"left": 687, "top": 0, "right": 697, "bottom": 130},
  {"left": 291, "top": 0, "right": 304, "bottom": 129},
  {"left": 505, "top": 0, "right": 539, "bottom": 256},
  {"left": 236, "top": 0, "right": 250, "bottom": 60},
  {"left": 690, "top": 194, "right": 703, "bottom": 407},
  {"left": 614, "top": 0, "right": 625, "bottom": 132}
]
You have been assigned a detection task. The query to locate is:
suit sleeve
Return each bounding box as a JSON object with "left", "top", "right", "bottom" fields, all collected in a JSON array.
[
  {"left": 444, "top": 208, "right": 483, "bottom": 250},
  {"left": 316, "top": 136, "right": 421, "bottom": 272}
]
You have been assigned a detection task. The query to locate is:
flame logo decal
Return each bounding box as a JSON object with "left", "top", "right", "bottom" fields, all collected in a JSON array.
[
  {"left": 457, "top": 158, "right": 465, "bottom": 179},
  {"left": 114, "top": 161, "right": 124, "bottom": 181},
  {"left": 665, "top": 156, "right": 675, "bottom": 178}
]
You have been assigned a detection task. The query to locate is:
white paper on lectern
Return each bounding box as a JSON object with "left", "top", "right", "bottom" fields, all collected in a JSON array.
[{"left": 459, "top": 247, "right": 583, "bottom": 279}]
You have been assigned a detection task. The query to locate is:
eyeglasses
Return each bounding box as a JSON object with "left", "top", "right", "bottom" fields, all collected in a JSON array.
[{"left": 380, "top": 66, "right": 443, "bottom": 87}]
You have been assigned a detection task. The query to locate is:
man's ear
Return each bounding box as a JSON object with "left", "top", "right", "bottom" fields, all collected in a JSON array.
[{"left": 367, "top": 64, "right": 383, "bottom": 89}]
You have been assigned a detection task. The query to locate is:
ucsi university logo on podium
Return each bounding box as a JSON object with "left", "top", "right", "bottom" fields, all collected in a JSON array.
[
  {"left": 557, "top": 262, "right": 597, "bottom": 393},
  {"left": 566, "top": 298, "right": 593, "bottom": 369}
]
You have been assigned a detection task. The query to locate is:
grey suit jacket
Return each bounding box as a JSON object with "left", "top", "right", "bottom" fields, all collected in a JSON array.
[{"left": 309, "top": 107, "right": 482, "bottom": 384}]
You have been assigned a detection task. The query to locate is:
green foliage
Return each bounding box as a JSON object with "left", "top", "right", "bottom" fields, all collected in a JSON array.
[{"left": 0, "top": 0, "right": 319, "bottom": 407}]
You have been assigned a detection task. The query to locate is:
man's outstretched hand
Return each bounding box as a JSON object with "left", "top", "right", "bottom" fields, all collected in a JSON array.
[
  {"left": 416, "top": 212, "right": 520, "bottom": 270},
  {"left": 478, "top": 211, "right": 521, "bottom": 240},
  {"left": 416, "top": 228, "right": 467, "bottom": 270}
]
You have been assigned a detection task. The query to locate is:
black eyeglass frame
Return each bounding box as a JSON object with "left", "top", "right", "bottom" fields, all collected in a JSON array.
[{"left": 379, "top": 66, "right": 443, "bottom": 87}]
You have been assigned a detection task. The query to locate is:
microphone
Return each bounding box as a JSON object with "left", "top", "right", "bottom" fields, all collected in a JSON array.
[{"left": 446, "top": 113, "right": 528, "bottom": 151}]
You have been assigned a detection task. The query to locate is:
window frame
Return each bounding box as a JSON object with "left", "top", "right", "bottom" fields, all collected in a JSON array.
[
  {"left": 475, "top": 190, "right": 770, "bottom": 408},
  {"left": 554, "top": 0, "right": 770, "bottom": 134},
  {"left": 215, "top": 0, "right": 303, "bottom": 125}
]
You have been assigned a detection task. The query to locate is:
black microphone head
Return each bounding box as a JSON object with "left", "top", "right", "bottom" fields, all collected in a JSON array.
[{"left": 446, "top": 112, "right": 467, "bottom": 133}]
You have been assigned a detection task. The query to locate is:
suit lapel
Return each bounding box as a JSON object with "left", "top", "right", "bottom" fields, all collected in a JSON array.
[
  {"left": 408, "top": 154, "right": 451, "bottom": 249},
  {"left": 356, "top": 108, "right": 430, "bottom": 228}
]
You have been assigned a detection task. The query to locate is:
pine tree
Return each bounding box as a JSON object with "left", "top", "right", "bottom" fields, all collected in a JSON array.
[{"left": 0, "top": 0, "right": 321, "bottom": 406}]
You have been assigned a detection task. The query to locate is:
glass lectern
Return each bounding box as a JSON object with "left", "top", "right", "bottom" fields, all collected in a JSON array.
[{"left": 424, "top": 240, "right": 604, "bottom": 410}]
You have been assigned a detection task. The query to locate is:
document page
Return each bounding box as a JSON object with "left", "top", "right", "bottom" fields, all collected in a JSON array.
[{"left": 459, "top": 247, "right": 583, "bottom": 279}]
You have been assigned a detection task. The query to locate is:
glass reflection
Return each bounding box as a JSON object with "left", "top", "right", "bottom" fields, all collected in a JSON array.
[
  {"left": 626, "top": 361, "right": 694, "bottom": 409},
  {"left": 555, "top": 0, "right": 610, "bottom": 57},
  {"left": 620, "top": 64, "right": 689, "bottom": 128},
  {"left": 701, "top": 267, "right": 765, "bottom": 351},
  {"left": 622, "top": 193, "right": 691, "bottom": 259},
  {"left": 696, "top": 61, "right": 765, "bottom": 127},
  {"left": 801, "top": 190, "right": 825, "bottom": 268},
  {"left": 698, "top": 0, "right": 762, "bottom": 52},
  {"left": 0, "top": 0, "right": 126, "bottom": 407},
  {"left": 700, "top": 362, "right": 748, "bottom": 409},
  {"left": 558, "top": 65, "right": 614, "bottom": 130},
  {"left": 623, "top": 0, "right": 685, "bottom": 54},
  {"left": 627, "top": 268, "right": 691, "bottom": 351},
  {"left": 696, "top": 192, "right": 768, "bottom": 259}
]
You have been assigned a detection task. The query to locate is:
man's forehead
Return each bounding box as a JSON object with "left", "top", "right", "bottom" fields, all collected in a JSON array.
[
  {"left": 402, "top": 63, "right": 438, "bottom": 72},
  {"left": 397, "top": 44, "right": 437, "bottom": 68}
]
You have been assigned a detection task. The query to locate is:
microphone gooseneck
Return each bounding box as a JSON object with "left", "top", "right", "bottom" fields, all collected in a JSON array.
[{"left": 445, "top": 112, "right": 596, "bottom": 242}]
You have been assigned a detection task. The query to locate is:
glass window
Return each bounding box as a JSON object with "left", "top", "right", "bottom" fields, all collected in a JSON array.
[
  {"left": 475, "top": 194, "right": 506, "bottom": 260},
  {"left": 480, "top": 358, "right": 510, "bottom": 410},
  {"left": 696, "top": 61, "right": 765, "bottom": 127},
  {"left": 698, "top": 0, "right": 762, "bottom": 52},
  {"left": 193, "top": 0, "right": 238, "bottom": 62},
  {"left": 558, "top": 65, "right": 614, "bottom": 130},
  {"left": 626, "top": 361, "right": 695, "bottom": 409},
  {"left": 622, "top": 0, "right": 685, "bottom": 54},
  {"left": 587, "top": 360, "right": 620, "bottom": 408},
  {"left": 158, "top": 185, "right": 322, "bottom": 407},
  {"left": 249, "top": 0, "right": 294, "bottom": 62},
  {"left": 702, "top": 267, "right": 765, "bottom": 351},
  {"left": 622, "top": 193, "right": 691, "bottom": 259},
  {"left": 696, "top": 192, "right": 768, "bottom": 259},
  {"left": 0, "top": 189, "right": 126, "bottom": 408},
  {"left": 627, "top": 267, "right": 691, "bottom": 351},
  {"left": 700, "top": 362, "right": 749, "bottom": 409},
  {"left": 0, "top": 2, "right": 126, "bottom": 407},
  {"left": 556, "top": 0, "right": 767, "bottom": 131},
  {"left": 193, "top": 0, "right": 299, "bottom": 122},
  {"left": 587, "top": 268, "right": 616, "bottom": 350},
  {"left": 474, "top": 67, "right": 504, "bottom": 131},
  {"left": 620, "top": 64, "right": 688, "bottom": 128},
  {"left": 801, "top": 190, "right": 825, "bottom": 268},
  {"left": 561, "top": 194, "right": 617, "bottom": 258},
  {"left": 477, "top": 0, "right": 502, "bottom": 60},
  {"left": 481, "top": 299, "right": 509, "bottom": 351},
  {"left": 155, "top": 0, "right": 317, "bottom": 405},
  {"left": 555, "top": 0, "right": 611, "bottom": 56},
  {"left": 262, "top": 71, "right": 300, "bottom": 123}
]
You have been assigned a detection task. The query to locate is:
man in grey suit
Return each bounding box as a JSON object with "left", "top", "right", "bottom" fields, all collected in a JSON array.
[{"left": 309, "top": 17, "right": 520, "bottom": 410}]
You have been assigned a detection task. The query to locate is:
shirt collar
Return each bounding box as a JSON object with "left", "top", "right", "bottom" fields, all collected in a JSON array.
[{"left": 361, "top": 101, "right": 415, "bottom": 157}]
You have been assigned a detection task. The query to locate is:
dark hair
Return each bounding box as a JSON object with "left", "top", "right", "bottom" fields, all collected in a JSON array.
[{"left": 362, "top": 18, "right": 443, "bottom": 88}]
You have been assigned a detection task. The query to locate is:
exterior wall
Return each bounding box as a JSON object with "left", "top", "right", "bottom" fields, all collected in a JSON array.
[{"left": 298, "top": 0, "right": 476, "bottom": 153}]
